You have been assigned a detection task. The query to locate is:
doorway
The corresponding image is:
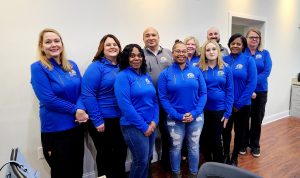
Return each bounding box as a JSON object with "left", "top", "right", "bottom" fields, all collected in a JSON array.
[{"left": 228, "top": 12, "right": 266, "bottom": 46}]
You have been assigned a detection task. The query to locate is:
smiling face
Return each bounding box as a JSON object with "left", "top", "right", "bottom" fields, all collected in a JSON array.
[
  {"left": 129, "top": 47, "right": 143, "bottom": 71},
  {"left": 207, "top": 27, "right": 220, "bottom": 43},
  {"left": 172, "top": 43, "right": 187, "bottom": 65},
  {"left": 205, "top": 42, "right": 218, "bottom": 61},
  {"left": 186, "top": 39, "right": 197, "bottom": 56},
  {"left": 229, "top": 37, "right": 243, "bottom": 55},
  {"left": 41, "top": 32, "right": 63, "bottom": 60},
  {"left": 143, "top": 27, "right": 160, "bottom": 50},
  {"left": 103, "top": 37, "right": 120, "bottom": 60}
]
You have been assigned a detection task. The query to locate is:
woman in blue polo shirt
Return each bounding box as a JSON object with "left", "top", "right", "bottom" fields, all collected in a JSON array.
[
  {"left": 158, "top": 40, "right": 207, "bottom": 177},
  {"left": 114, "top": 44, "right": 159, "bottom": 178},
  {"left": 184, "top": 36, "right": 201, "bottom": 67},
  {"left": 199, "top": 40, "right": 234, "bottom": 163},
  {"left": 222, "top": 33, "right": 257, "bottom": 167},
  {"left": 30, "top": 28, "right": 88, "bottom": 178},
  {"left": 241, "top": 29, "right": 272, "bottom": 158},
  {"left": 81, "top": 34, "right": 127, "bottom": 178}
]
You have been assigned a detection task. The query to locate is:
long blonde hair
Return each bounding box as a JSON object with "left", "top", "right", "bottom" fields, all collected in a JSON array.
[
  {"left": 199, "top": 40, "right": 224, "bottom": 71},
  {"left": 37, "top": 28, "right": 72, "bottom": 71}
]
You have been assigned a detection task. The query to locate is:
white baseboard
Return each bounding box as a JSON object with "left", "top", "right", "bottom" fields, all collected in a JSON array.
[{"left": 262, "top": 110, "right": 290, "bottom": 125}]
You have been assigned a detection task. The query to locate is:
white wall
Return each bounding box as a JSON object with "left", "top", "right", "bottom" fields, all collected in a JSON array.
[{"left": 0, "top": 0, "right": 299, "bottom": 177}]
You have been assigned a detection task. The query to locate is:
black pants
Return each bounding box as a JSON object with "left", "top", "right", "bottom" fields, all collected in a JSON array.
[
  {"left": 223, "top": 105, "right": 251, "bottom": 159},
  {"left": 88, "top": 118, "right": 127, "bottom": 178},
  {"left": 157, "top": 107, "right": 171, "bottom": 171},
  {"left": 202, "top": 110, "right": 225, "bottom": 163},
  {"left": 41, "top": 125, "right": 84, "bottom": 178},
  {"left": 247, "top": 92, "right": 268, "bottom": 149}
]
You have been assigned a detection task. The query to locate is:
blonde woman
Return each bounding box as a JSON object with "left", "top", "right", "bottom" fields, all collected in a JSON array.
[
  {"left": 184, "top": 36, "right": 201, "bottom": 66},
  {"left": 30, "top": 28, "right": 88, "bottom": 177},
  {"left": 199, "top": 40, "right": 233, "bottom": 163}
]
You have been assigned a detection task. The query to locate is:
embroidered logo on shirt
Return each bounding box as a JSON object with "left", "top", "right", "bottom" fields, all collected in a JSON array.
[
  {"left": 192, "top": 63, "right": 198, "bottom": 67},
  {"left": 235, "top": 64, "right": 243, "bottom": 70},
  {"left": 160, "top": 57, "right": 167, "bottom": 62},
  {"left": 145, "top": 78, "right": 151, "bottom": 85},
  {"left": 217, "top": 71, "right": 224, "bottom": 76},
  {"left": 187, "top": 73, "right": 195, "bottom": 79},
  {"left": 69, "top": 69, "right": 77, "bottom": 76},
  {"left": 256, "top": 54, "right": 262, "bottom": 59}
]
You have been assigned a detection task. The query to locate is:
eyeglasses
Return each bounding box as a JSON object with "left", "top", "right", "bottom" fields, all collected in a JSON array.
[
  {"left": 174, "top": 50, "right": 187, "bottom": 54},
  {"left": 130, "top": 53, "right": 142, "bottom": 58},
  {"left": 248, "top": 36, "right": 260, "bottom": 40}
]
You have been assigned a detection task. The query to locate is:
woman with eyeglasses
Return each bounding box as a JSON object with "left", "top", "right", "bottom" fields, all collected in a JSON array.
[
  {"left": 158, "top": 40, "right": 207, "bottom": 178},
  {"left": 114, "top": 44, "right": 159, "bottom": 178},
  {"left": 180, "top": 36, "right": 201, "bottom": 162},
  {"left": 222, "top": 33, "right": 257, "bottom": 167},
  {"left": 81, "top": 34, "right": 127, "bottom": 178},
  {"left": 240, "top": 28, "right": 272, "bottom": 158}
]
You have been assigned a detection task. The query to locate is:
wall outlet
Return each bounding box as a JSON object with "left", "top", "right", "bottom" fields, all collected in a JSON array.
[{"left": 37, "top": 147, "right": 44, "bottom": 159}]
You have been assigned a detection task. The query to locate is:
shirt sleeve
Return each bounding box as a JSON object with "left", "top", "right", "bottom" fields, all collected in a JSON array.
[
  {"left": 257, "top": 50, "right": 272, "bottom": 85},
  {"left": 30, "top": 63, "right": 79, "bottom": 114},
  {"left": 190, "top": 69, "right": 207, "bottom": 118},
  {"left": 114, "top": 72, "right": 149, "bottom": 133},
  {"left": 148, "top": 74, "right": 159, "bottom": 125},
  {"left": 223, "top": 67, "right": 234, "bottom": 119},
  {"left": 81, "top": 63, "right": 104, "bottom": 127},
  {"left": 235, "top": 57, "right": 257, "bottom": 109},
  {"left": 158, "top": 70, "right": 184, "bottom": 121}
]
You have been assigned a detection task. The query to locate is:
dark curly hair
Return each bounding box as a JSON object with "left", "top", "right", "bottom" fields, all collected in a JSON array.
[
  {"left": 119, "top": 44, "right": 147, "bottom": 74},
  {"left": 227, "top": 33, "right": 247, "bottom": 53}
]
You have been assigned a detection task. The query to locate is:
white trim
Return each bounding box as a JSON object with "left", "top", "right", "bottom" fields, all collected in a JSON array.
[{"left": 262, "top": 110, "right": 290, "bottom": 125}]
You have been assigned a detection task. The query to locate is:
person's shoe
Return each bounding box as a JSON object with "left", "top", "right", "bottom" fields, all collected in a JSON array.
[
  {"left": 188, "top": 173, "right": 197, "bottom": 178},
  {"left": 230, "top": 157, "right": 238, "bottom": 167},
  {"left": 171, "top": 172, "right": 182, "bottom": 178},
  {"left": 223, "top": 154, "right": 231, "bottom": 164},
  {"left": 239, "top": 147, "right": 247, "bottom": 155},
  {"left": 252, "top": 148, "right": 261, "bottom": 157}
]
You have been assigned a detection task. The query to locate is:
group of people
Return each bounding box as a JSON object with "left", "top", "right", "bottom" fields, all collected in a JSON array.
[{"left": 30, "top": 26, "right": 272, "bottom": 178}]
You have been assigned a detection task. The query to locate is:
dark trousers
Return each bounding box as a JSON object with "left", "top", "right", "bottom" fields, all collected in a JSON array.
[
  {"left": 223, "top": 105, "right": 251, "bottom": 159},
  {"left": 88, "top": 118, "right": 127, "bottom": 178},
  {"left": 157, "top": 107, "right": 171, "bottom": 171},
  {"left": 202, "top": 110, "right": 225, "bottom": 163},
  {"left": 248, "top": 92, "right": 268, "bottom": 149},
  {"left": 41, "top": 125, "right": 84, "bottom": 178}
]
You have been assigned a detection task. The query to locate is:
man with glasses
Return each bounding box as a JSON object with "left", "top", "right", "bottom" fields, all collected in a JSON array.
[
  {"left": 143, "top": 27, "right": 173, "bottom": 172},
  {"left": 207, "top": 27, "right": 229, "bottom": 57}
]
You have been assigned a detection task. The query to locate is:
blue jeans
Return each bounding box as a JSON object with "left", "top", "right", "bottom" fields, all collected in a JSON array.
[
  {"left": 121, "top": 125, "right": 156, "bottom": 178},
  {"left": 165, "top": 114, "right": 204, "bottom": 174}
]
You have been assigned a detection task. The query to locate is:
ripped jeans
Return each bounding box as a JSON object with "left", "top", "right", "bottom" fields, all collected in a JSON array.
[{"left": 165, "top": 114, "right": 204, "bottom": 174}]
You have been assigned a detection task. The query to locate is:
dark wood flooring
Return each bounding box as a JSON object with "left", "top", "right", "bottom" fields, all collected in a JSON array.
[{"left": 150, "top": 117, "right": 300, "bottom": 178}]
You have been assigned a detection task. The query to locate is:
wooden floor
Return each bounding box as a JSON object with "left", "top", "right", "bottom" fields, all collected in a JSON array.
[{"left": 150, "top": 117, "right": 300, "bottom": 178}]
